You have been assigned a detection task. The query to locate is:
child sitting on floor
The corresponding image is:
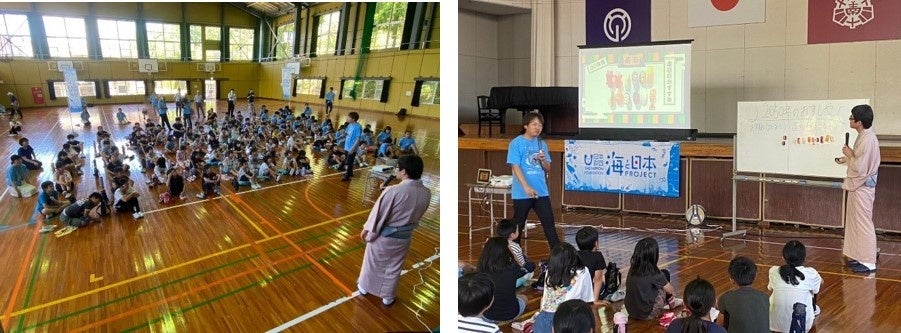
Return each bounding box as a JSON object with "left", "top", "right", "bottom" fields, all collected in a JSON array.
[
  {"left": 718, "top": 256, "right": 769, "bottom": 333},
  {"left": 768, "top": 240, "right": 822, "bottom": 333},
  {"left": 624, "top": 237, "right": 678, "bottom": 321}
]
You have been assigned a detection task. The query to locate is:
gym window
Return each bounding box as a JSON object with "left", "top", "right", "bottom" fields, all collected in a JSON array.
[{"left": 43, "top": 16, "right": 88, "bottom": 58}]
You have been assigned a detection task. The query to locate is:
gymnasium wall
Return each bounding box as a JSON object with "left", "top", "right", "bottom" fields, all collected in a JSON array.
[
  {"left": 458, "top": 10, "right": 530, "bottom": 124},
  {"left": 258, "top": 3, "right": 441, "bottom": 118},
  {"left": 460, "top": 0, "right": 901, "bottom": 135},
  {"left": 0, "top": 2, "right": 440, "bottom": 118}
]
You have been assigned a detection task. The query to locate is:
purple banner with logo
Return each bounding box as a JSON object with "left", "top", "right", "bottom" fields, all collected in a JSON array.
[{"left": 586, "top": 0, "right": 651, "bottom": 46}]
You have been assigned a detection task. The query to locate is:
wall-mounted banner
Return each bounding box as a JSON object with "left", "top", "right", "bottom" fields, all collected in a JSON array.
[
  {"left": 281, "top": 67, "right": 294, "bottom": 100},
  {"left": 586, "top": 0, "right": 651, "bottom": 46},
  {"left": 62, "top": 67, "right": 82, "bottom": 113},
  {"left": 564, "top": 140, "right": 680, "bottom": 197}
]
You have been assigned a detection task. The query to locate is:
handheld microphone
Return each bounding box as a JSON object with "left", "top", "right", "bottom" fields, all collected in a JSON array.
[
  {"left": 382, "top": 175, "right": 396, "bottom": 189},
  {"left": 845, "top": 132, "right": 850, "bottom": 146}
]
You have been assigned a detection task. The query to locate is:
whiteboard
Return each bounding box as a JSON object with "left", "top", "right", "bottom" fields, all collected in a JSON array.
[{"left": 736, "top": 99, "right": 868, "bottom": 179}]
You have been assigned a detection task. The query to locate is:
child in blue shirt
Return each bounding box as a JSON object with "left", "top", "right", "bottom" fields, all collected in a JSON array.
[
  {"left": 398, "top": 130, "right": 417, "bottom": 155},
  {"left": 116, "top": 108, "right": 128, "bottom": 125}
]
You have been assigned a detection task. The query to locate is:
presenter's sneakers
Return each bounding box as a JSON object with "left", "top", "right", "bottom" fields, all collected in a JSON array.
[
  {"left": 846, "top": 259, "right": 859, "bottom": 267},
  {"left": 382, "top": 297, "right": 396, "bottom": 307},
  {"left": 850, "top": 262, "right": 876, "bottom": 273}
]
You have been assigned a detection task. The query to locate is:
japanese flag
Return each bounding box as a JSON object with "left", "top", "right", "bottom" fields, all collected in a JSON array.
[{"left": 687, "top": 0, "right": 766, "bottom": 27}]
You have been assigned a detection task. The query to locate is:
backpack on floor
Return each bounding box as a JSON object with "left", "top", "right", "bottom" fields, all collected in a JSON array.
[{"left": 600, "top": 261, "right": 622, "bottom": 300}]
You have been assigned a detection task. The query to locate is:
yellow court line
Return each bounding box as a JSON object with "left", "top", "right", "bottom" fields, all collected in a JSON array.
[
  {"left": 219, "top": 196, "right": 269, "bottom": 238},
  {"left": 1, "top": 209, "right": 370, "bottom": 320}
]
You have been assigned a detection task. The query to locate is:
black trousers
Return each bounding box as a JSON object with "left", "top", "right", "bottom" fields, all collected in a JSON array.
[
  {"left": 115, "top": 197, "right": 141, "bottom": 213},
  {"left": 159, "top": 113, "right": 172, "bottom": 130},
  {"left": 227, "top": 100, "right": 235, "bottom": 118},
  {"left": 325, "top": 100, "right": 333, "bottom": 114},
  {"left": 512, "top": 196, "right": 560, "bottom": 251},
  {"left": 344, "top": 152, "right": 357, "bottom": 178}
]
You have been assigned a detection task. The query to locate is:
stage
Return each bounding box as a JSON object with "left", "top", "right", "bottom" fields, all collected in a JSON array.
[{"left": 458, "top": 131, "right": 901, "bottom": 233}]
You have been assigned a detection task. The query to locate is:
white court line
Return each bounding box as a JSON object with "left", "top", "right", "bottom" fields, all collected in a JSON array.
[
  {"left": 266, "top": 252, "right": 441, "bottom": 333},
  {"left": 142, "top": 169, "right": 366, "bottom": 215}
]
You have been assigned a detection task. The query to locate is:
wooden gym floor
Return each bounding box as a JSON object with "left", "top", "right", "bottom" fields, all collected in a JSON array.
[
  {"left": 0, "top": 100, "right": 440, "bottom": 332},
  {"left": 459, "top": 207, "right": 901, "bottom": 332}
]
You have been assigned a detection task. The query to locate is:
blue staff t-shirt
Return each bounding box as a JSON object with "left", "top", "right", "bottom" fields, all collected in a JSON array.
[
  {"left": 399, "top": 137, "right": 415, "bottom": 150},
  {"left": 344, "top": 122, "right": 362, "bottom": 152},
  {"left": 507, "top": 135, "right": 550, "bottom": 199}
]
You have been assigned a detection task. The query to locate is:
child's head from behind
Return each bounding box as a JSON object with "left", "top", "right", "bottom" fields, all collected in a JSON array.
[
  {"left": 682, "top": 277, "right": 716, "bottom": 329},
  {"left": 779, "top": 240, "right": 808, "bottom": 286},
  {"left": 728, "top": 256, "right": 757, "bottom": 287},
  {"left": 547, "top": 242, "right": 581, "bottom": 289},
  {"left": 477, "top": 237, "right": 514, "bottom": 273},
  {"left": 553, "top": 299, "right": 595, "bottom": 333},
  {"left": 575, "top": 227, "right": 598, "bottom": 251},
  {"left": 458, "top": 273, "right": 494, "bottom": 317},
  {"left": 496, "top": 219, "right": 519, "bottom": 241},
  {"left": 782, "top": 240, "right": 806, "bottom": 266},
  {"left": 629, "top": 237, "right": 660, "bottom": 277}
]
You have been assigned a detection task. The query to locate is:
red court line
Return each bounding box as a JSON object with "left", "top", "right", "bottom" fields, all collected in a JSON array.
[
  {"left": 225, "top": 194, "right": 354, "bottom": 296},
  {"left": 303, "top": 180, "right": 338, "bottom": 220},
  {"left": 206, "top": 198, "right": 274, "bottom": 265},
  {"left": 1, "top": 228, "right": 41, "bottom": 330}
]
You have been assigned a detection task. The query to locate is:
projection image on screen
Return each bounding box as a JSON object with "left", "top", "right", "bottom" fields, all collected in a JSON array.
[{"left": 579, "top": 42, "right": 691, "bottom": 129}]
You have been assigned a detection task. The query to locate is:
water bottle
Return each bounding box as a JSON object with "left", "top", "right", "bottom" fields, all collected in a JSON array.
[
  {"left": 613, "top": 311, "right": 627, "bottom": 333},
  {"left": 789, "top": 302, "right": 806, "bottom": 333}
]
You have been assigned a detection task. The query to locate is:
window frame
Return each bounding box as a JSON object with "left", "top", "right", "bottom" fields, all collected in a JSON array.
[
  {"left": 371, "top": 2, "right": 407, "bottom": 50},
  {"left": 275, "top": 22, "right": 296, "bottom": 60},
  {"left": 48, "top": 80, "right": 100, "bottom": 100},
  {"left": 314, "top": 11, "right": 340, "bottom": 57},
  {"left": 0, "top": 13, "right": 34, "bottom": 58},
  {"left": 294, "top": 77, "right": 324, "bottom": 97},
  {"left": 107, "top": 80, "right": 146, "bottom": 97},
  {"left": 97, "top": 18, "right": 138, "bottom": 59},
  {"left": 190, "top": 24, "right": 223, "bottom": 61},
  {"left": 340, "top": 77, "right": 390, "bottom": 103},
  {"left": 229, "top": 27, "right": 254, "bottom": 61},
  {"left": 43, "top": 15, "right": 89, "bottom": 58},
  {"left": 146, "top": 21, "right": 182, "bottom": 60},
  {"left": 413, "top": 79, "right": 439, "bottom": 106}
]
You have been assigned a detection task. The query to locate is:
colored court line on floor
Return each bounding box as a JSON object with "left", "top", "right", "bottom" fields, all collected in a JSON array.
[
  {"left": 223, "top": 194, "right": 354, "bottom": 295},
  {"left": 14, "top": 235, "right": 48, "bottom": 332},
  {"left": 0, "top": 209, "right": 370, "bottom": 321},
  {"left": 70, "top": 240, "right": 366, "bottom": 332},
  {"left": 678, "top": 255, "right": 901, "bottom": 284},
  {"left": 120, "top": 243, "right": 367, "bottom": 333},
  {"left": 22, "top": 231, "right": 335, "bottom": 331},
  {"left": 0, "top": 221, "right": 41, "bottom": 329},
  {"left": 303, "top": 178, "right": 338, "bottom": 220},
  {"left": 205, "top": 196, "right": 274, "bottom": 265},
  {"left": 267, "top": 252, "right": 441, "bottom": 332}
]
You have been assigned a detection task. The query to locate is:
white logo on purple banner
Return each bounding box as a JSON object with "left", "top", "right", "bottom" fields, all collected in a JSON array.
[{"left": 604, "top": 8, "right": 631, "bottom": 42}]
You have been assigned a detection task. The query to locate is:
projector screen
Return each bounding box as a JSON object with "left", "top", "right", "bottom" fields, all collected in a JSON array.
[{"left": 579, "top": 42, "right": 692, "bottom": 129}]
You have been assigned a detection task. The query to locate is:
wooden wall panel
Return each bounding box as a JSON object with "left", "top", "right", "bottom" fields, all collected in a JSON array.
[
  {"left": 764, "top": 180, "right": 844, "bottom": 227},
  {"left": 873, "top": 165, "right": 901, "bottom": 232},
  {"left": 623, "top": 158, "right": 688, "bottom": 215},
  {"left": 562, "top": 191, "right": 621, "bottom": 210},
  {"left": 689, "top": 159, "right": 761, "bottom": 220}
]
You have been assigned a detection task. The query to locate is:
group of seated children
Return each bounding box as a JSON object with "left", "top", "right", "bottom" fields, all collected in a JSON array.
[{"left": 459, "top": 227, "right": 823, "bottom": 333}]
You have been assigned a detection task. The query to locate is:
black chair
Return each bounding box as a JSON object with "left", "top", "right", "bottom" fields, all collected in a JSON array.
[{"left": 477, "top": 95, "right": 502, "bottom": 136}]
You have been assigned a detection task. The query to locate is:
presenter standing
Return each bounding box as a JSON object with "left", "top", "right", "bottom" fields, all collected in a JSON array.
[
  {"left": 508, "top": 112, "right": 560, "bottom": 251},
  {"left": 835, "top": 104, "right": 880, "bottom": 273}
]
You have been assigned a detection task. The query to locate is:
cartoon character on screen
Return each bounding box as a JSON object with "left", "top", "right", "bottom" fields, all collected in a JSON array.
[
  {"left": 614, "top": 88, "right": 624, "bottom": 110},
  {"left": 649, "top": 89, "right": 657, "bottom": 111},
  {"left": 607, "top": 70, "right": 617, "bottom": 110}
]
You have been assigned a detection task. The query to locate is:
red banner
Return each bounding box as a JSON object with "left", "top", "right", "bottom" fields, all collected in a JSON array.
[{"left": 808, "top": 0, "right": 901, "bottom": 44}]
